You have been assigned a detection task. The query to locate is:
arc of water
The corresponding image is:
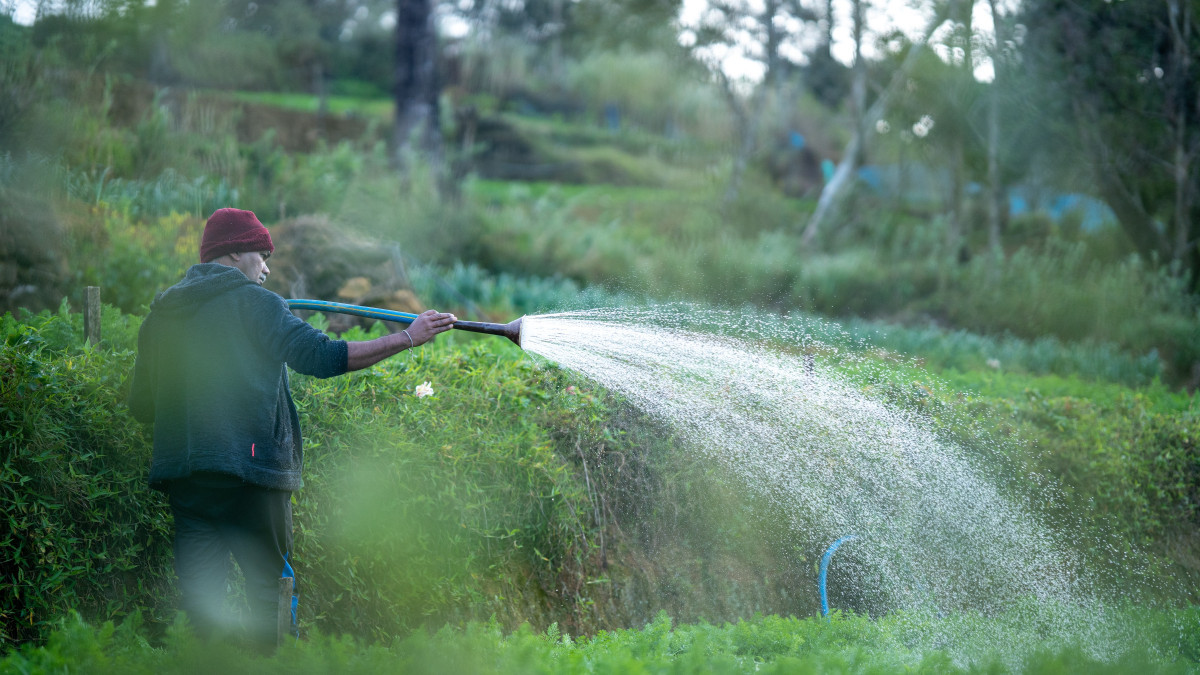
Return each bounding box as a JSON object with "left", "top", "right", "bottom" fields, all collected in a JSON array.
[{"left": 819, "top": 534, "right": 860, "bottom": 619}]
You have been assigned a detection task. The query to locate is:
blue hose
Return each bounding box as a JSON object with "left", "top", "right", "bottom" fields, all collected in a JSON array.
[
  {"left": 286, "top": 299, "right": 419, "bottom": 324},
  {"left": 818, "top": 534, "right": 860, "bottom": 620},
  {"left": 286, "top": 299, "right": 526, "bottom": 346}
]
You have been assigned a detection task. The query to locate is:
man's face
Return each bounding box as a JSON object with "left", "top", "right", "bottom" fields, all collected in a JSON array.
[{"left": 231, "top": 251, "right": 271, "bottom": 285}]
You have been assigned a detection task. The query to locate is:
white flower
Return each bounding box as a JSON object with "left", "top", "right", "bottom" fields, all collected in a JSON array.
[
  {"left": 913, "top": 114, "right": 935, "bottom": 138},
  {"left": 414, "top": 381, "right": 434, "bottom": 398},
  {"left": 986, "top": 358, "right": 1001, "bottom": 370}
]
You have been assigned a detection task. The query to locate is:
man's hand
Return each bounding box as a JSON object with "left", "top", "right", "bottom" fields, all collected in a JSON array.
[{"left": 406, "top": 309, "right": 457, "bottom": 346}]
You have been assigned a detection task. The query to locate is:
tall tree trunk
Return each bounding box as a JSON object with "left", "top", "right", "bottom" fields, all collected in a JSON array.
[
  {"left": 719, "top": 75, "right": 759, "bottom": 207},
  {"left": 823, "top": 0, "right": 834, "bottom": 61},
  {"left": 721, "top": 0, "right": 783, "bottom": 207},
  {"left": 1166, "top": 0, "right": 1194, "bottom": 263},
  {"left": 948, "top": 0, "right": 973, "bottom": 261},
  {"left": 394, "top": 0, "right": 442, "bottom": 171},
  {"left": 947, "top": 135, "right": 964, "bottom": 259},
  {"left": 803, "top": 3, "right": 949, "bottom": 245},
  {"left": 1171, "top": 117, "right": 1190, "bottom": 260},
  {"left": 147, "top": 0, "right": 177, "bottom": 84},
  {"left": 985, "top": 0, "right": 1005, "bottom": 256},
  {"left": 801, "top": 0, "right": 865, "bottom": 245},
  {"left": 551, "top": 0, "right": 565, "bottom": 89},
  {"left": 764, "top": 0, "right": 782, "bottom": 92},
  {"left": 985, "top": 90, "right": 1003, "bottom": 254},
  {"left": 313, "top": 61, "right": 328, "bottom": 139}
]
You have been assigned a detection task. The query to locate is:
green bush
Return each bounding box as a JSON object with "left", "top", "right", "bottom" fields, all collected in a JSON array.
[
  {"left": 944, "top": 243, "right": 1198, "bottom": 377},
  {"left": 834, "top": 317, "right": 1163, "bottom": 387},
  {"left": 842, "top": 356, "right": 1200, "bottom": 579},
  {"left": 65, "top": 210, "right": 202, "bottom": 314},
  {"left": 563, "top": 49, "right": 733, "bottom": 143},
  {"left": 1009, "top": 388, "right": 1199, "bottom": 547},
  {"left": 407, "top": 260, "right": 642, "bottom": 319},
  {"left": 0, "top": 305, "right": 173, "bottom": 645}
]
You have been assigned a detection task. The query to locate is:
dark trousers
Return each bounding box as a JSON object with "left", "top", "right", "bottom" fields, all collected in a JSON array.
[{"left": 167, "top": 475, "right": 298, "bottom": 651}]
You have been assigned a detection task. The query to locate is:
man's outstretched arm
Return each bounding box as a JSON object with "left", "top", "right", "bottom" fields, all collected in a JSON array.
[{"left": 345, "top": 309, "right": 457, "bottom": 371}]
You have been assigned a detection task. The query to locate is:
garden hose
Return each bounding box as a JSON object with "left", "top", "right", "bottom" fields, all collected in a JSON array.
[
  {"left": 287, "top": 299, "right": 525, "bottom": 348},
  {"left": 818, "top": 534, "right": 860, "bottom": 619}
]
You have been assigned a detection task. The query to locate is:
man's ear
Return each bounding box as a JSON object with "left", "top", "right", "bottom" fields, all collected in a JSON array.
[{"left": 227, "top": 252, "right": 242, "bottom": 261}]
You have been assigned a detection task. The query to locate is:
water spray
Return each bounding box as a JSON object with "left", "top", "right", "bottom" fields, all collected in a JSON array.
[
  {"left": 818, "top": 534, "right": 860, "bottom": 620},
  {"left": 287, "top": 299, "right": 525, "bottom": 348}
]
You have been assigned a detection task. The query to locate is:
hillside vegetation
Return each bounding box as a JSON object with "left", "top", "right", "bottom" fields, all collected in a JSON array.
[{"left": 1, "top": 4, "right": 1198, "bottom": 671}]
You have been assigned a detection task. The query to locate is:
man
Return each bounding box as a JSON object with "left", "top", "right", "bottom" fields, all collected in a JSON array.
[{"left": 128, "top": 207, "right": 456, "bottom": 651}]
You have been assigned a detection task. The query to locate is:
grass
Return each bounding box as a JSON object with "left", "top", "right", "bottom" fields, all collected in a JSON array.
[
  {"left": 3, "top": 606, "right": 1197, "bottom": 674},
  {"left": 230, "top": 91, "right": 394, "bottom": 119}
]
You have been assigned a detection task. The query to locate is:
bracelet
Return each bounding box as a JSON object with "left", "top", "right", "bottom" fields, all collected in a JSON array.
[{"left": 401, "top": 329, "right": 414, "bottom": 349}]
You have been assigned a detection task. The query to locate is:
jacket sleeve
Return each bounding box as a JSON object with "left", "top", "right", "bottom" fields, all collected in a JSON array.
[
  {"left": 127, "top": 314, "right": 157, "bottom": 423},
  {"left": 250, "top": 290, "right": 349, "bottom": 378}
]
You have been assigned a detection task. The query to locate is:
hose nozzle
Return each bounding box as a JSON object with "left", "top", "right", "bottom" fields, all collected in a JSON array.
[{"left": 451, "top": 316, "right": 524, "bottom": 348}]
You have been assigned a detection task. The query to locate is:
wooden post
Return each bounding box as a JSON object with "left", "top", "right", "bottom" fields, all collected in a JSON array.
[
  {"left": 84, "top": 287, "right": 101, "bottom": 345},
  {"left": 277, "top": 576, "right": 295, "bottom": 648}
]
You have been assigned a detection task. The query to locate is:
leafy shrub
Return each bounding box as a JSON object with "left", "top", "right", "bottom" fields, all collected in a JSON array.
[
  {"left": 170, "top": 28, "right": 288, "bottom": 91},
  {"left": 844, "top": 355, "right": 1200, "bottom": 581},
  {"left": 0, "top": 17, "right": 49, "bottom": 150},
  {"left": 456, "top": 34, "right": 542, "bottom": 99},
  {"left": 64, "top": 208, "right": 202, "bottom": 314},
  {"left": 565, "top": 49, "right": 729, "bottom": 140},
  {"left": 944, "top": 243, "right": 1198, "bottom": 378},
  {"left": 1011, "top": 389, "right": 1199, "bottom": 547},
  {"left": 0, "top": 305, "right": 173, "bottom": 645},
  {"left": 0, "top": 304, "right": 602, "bottom": 646},
  {"left": 330, "top": 156, "right": 487, "bottom": 265},
  {"left": 834, "top": 317, "right": 1164, "bottom": 387},
  {"left": 289, "top": 327, "right": 595, "bottom": 640},
  {"left": 407, "top": 260, "right": 642, "bottom": 319}
]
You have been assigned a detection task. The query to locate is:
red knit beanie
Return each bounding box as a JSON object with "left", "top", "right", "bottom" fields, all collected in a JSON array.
[{"left": 200, "top": 208, "right": 275, "bottom": 263}]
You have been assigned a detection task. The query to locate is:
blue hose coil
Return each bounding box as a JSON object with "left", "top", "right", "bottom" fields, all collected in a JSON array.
[{"left": 818, "top": 534, "right": 860, "bottom": 619}]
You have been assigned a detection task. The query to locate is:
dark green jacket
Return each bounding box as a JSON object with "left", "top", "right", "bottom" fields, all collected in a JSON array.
[{"left": 129, "top": 264, "right": 348, "bottom": 491}]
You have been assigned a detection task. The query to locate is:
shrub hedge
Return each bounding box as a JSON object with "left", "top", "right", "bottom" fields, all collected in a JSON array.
[{"left": 0, "top": 304, "right": 173, "bottom": 645}]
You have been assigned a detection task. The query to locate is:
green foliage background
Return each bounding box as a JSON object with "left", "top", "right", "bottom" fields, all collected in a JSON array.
[{"left": 2, "top": 2, "right": 1200, "bottom": 669}]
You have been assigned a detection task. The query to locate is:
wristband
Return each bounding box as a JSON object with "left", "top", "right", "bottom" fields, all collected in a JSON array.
[{"left": 402, "top": 329, "right": 414, "bottom": 349}]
